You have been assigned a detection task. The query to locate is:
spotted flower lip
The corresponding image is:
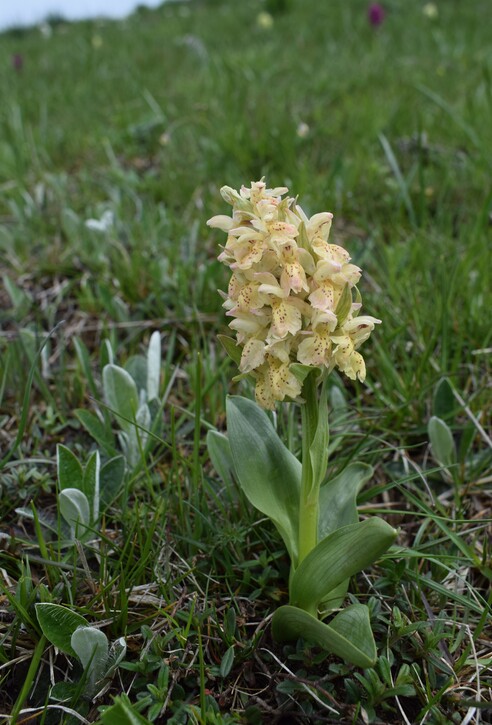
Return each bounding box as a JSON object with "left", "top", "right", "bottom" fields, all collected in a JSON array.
[{"left": 210, "top": 180, "right": 380, "bottom": 408}]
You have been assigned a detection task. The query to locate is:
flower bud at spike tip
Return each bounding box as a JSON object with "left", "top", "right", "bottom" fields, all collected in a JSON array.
[{"left": 208, "top": 180, "right": 381, "bottom": 408}]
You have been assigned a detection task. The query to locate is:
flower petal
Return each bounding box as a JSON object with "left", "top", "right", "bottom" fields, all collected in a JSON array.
[
  {"left": 271, "top": 300, "right": 302, "bottom": 338},
  {"left": 240, "top": 338, "right": 266, "bottom": 373},
  {"left": 308, "top": 280, "right": 336, "bottom": 312},
  {"left": 280, "top": 260, "right": 309, "bottom": 294},
  {"left": 297, "top": 325, "right": 333, "bottom": 366},
  {"left": 255, "top": 370, "right": 276, "bottom": 409},
  {"left": 306, "top": 212, "right": 333, "bottom": 241},
  {"left": 269, "top": 361, "right": 302, "bottom": 401},
  {"left": 207, "top": 215, "right": 234, "bottom": 232}
]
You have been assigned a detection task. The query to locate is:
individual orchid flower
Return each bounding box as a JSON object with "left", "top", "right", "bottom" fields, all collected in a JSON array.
[
  {"left": 254, "top": 355, "right": 302, "bottom": 409},
  {"left": 279, "top": 243, "right": 310, "bottom": 295},
  {"left": 239, "top": 337, "right": 267, "bottom": 374},
  {"left": 330, "top": 335, "right": 364, "bottom": 381},
  {"left": 297, "top": 323, "right": 335, "bottom": 367}
]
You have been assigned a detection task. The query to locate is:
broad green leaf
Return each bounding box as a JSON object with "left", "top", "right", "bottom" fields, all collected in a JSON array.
[
  {"left": 147, "top": 331, "right": 161, "bottom": 401},
  {"left": 428, "top": 415, "right": 456, "bottom": 469},
  {"left": 290, "top": 518, "right": 397, "bottom": 611},
  {"left": 124, "top": 355, "right": 147, "bottom": 395},
  {"left": 100, "top": 456, "right": 126, "bottom": 508},
  {"left": 50, "top": 682, "right": 78, "bottom": 701},
  {"left": 219, "top": 645, "right": 235, "bottom": 677},
  {"left": 218, "top": 335, "right": 241, "bottom": 366},
  {"left": 61, "top": 208, "right": 81, "bottom": 240},
  {"left": 290, "top": 363, "right": 316, "bottom": 384},
  {"left": 227, "top": 396, "right": 301, "bottom": 564},
  {"left": 71, "top": 626, "right": 108, "bottom": 684},
  {"left": 272, "top": 603, "right": 377, "bottom": 668},
  {"left": 83, "top": 450, "right": 100, "bottom": 521},
  {"left": 75, "top": 408, "right": 116, "bottom": 456},
  {"left": 206, "top": 430, "right": 235, "bottom": 489},
  {"left": 57, "top": 444, "right": 84, "bottom": 492},
  {"left": 59, "top": 489, "right": 91, "bottom": 535},
  {"left": 328, "top": 605, "right": 377, "bottom": 665},
  {"left": 103, "top": 364, "right": 139, "bottom": 433},
  {"left": 100, "top": 694, "right": 152, "bottom": 724},
  {"left": 100, "top": 338, "right": 114, "bottom": 368},
  {"left": 135, "top": 403, "right": 151, "bottom": 448},
  {"left": 317, "top": 463, "right": 374, "bottom": 609},
  {"left": 224, "top": 607, "right": 236, "bottom": 640},
  {"left": 433, "top": 377, "right": 456, "bottom": 420},
  {"left": 329, "top": 385, "right": 347, "bottom": 416},
  {"left": 318, "top": 463, "right": 373, "bottom": 541},
  {"left": 3, "top": 274, "right": 32, "bottom": 316},
  {"left": 35, "top": 603, "right": 88, "bottom": 657}
]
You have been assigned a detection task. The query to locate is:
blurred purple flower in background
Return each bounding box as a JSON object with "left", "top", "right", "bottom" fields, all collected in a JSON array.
[
  {"left": 12, "top": 53, "right": 24, "bottom": 72},
  {"left": 368, "top": 3, "right": 385, "bottom": 27}
]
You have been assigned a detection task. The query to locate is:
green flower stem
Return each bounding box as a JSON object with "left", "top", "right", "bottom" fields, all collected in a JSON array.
[{"left": 298, "top": 373, "right": 321, "bottom": 567}]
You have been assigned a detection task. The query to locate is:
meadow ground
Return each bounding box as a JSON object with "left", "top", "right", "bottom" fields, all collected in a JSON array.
[{"left": 0, "top": 0, "right": 491, "bottom": 722}]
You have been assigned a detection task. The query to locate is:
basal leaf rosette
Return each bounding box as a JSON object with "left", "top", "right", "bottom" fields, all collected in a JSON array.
[{"left": 207, "top": 180, "right": 380, "bottom": 408}]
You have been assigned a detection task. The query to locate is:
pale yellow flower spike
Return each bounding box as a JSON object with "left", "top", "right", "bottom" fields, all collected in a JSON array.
[{"left": 208, "top": 180, "right": 381, "bottom": 408}]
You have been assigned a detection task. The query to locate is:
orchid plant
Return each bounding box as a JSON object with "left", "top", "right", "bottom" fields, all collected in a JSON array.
[{"left": 207, "top": 180, "right": 397, "bottom": 668}]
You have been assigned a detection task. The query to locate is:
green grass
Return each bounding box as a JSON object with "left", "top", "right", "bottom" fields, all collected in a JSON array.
[{"left": 0, "top": 0, "right": 491, "bottom": 722}]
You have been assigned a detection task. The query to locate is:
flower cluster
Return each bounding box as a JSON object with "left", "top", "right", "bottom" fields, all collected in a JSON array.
[{"left": 208, "top": 180, "right": 380, "bottom": 409}]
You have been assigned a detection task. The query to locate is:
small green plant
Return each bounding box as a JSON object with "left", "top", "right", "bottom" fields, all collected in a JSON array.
[
  {"left": 102, "top": 331, "right": 160, "bottom": 467},
  {"left": 207, "top": 181, "right": 397, "bottom": 667},
  {"left": 345, "top": 655, "right": 416, "bottom": 722},
  {"left": 36, "top": 602, "right": 126, "bottom": 699},
  {"left": 100, "top": 694, "right": 153, "bottom": 724},
  {"left": 428, "top": 376, "right": 492, "bottom": 496},
  {"left": 14, "top": 444, "right": 125, "bottom": 550},
  {"left": 56, "top": 444, "right": 125, "bottom": 540},
  {"left": 76, "top": 331, "right": 163, "bottom": 468}
]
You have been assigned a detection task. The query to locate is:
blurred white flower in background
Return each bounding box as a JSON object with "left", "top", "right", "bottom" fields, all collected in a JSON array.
[
  {"left": 296, "top": 122, "right": 310, "bottom": 138},
  {"left": 85, "top": 210, "right": 114, "bottom": 232}
]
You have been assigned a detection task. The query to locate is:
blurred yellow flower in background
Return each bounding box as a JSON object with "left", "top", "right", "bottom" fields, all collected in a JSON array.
[
  {"left": 257, "top": 12, "right": 274, "bottom": 29},
  {"left": 423, "top": 3, "right": 438, "bottom": 19}
]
